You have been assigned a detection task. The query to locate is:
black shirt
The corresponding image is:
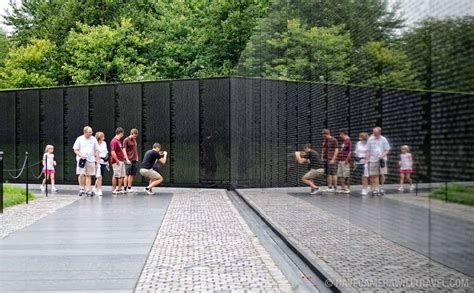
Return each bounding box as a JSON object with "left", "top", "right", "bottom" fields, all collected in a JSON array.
[
  {"left": 302, "top": 150, "right": 321, "bottom": 169},
  {"left": 141, "top": 150, "right": 162, "bottom": 169}
]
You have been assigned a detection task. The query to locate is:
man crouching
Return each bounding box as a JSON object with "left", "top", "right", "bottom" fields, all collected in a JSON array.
[
  {"left": 140, "top": 143, "right": 167, "bottom": 195},
  {"left": 295, "top": 144, "right": 324, "bottom": 195}
]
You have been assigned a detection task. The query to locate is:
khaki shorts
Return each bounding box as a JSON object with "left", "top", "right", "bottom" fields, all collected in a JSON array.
[
  {"left": 368, "top": 161, "right": 388, "bottom": 176},
  {"left": 140, "top": 168, "right": 162, "bottom": 180},
  {"left": 112, "top": 161, "right": 126, "bottom": 178},
  {"left": 337, "top": 161, "right": 351, "bottom": 177},
  {"left": 76, "top": 161, "right": 96, "bottom": 176},
  {"left": 303, "top": 168, "right": 324, "bottom": 179}
]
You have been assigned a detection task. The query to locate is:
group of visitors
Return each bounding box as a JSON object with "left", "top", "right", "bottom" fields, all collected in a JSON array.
[
  {"left": 295, "top": 127, "right": 414, "bottom": 196},
  {"left": 40, "top": 126, "right": 168, "bottom": 196}
]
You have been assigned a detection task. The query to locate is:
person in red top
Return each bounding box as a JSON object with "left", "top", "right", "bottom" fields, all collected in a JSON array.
[
  {"left": 123, "top": 128, "right": 139, "bottom": 193},
  {"left": 110, "top": 127, "right": 125, "bottom": 194},
  {"left": 321, "top": 129, "right": 339, "bottom": 193},
  {"left": 337, "top": 129, "right": 352, "bottom": 193}
]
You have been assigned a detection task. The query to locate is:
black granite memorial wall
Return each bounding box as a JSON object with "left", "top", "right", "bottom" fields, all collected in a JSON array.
[{"left": 0, "top": 77, "right": 472, "bottom": 187}]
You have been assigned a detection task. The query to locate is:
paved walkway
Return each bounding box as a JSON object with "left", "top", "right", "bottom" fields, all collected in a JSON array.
[
  {"left": 136, "top": 189, "right": 292, "bottom": 292},
  {"left": 1, "top": 192, "right": 80, "bottom": 239},
  {"left": 238, "top": 187, "right": 473, "bottom": 292},
  {"left": 0, "top": 189, "right": 172, "bottom": 292}
]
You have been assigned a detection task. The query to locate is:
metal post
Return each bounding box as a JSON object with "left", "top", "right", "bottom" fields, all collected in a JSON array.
[
  {"left": 445, "top": 180, "right": 448, "bottom": 203},
  {"left": 45, "top": 153, "right": 48, "bottom": 197},
  {"left": 25, "top": 152, "right": 29, "bottom": 205},
  {"left": 1, "top": 151, "right": 3, "bottom": 214}
]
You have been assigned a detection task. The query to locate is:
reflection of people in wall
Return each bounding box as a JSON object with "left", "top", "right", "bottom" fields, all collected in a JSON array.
[{"left": 203, "top": 132, "right": 217, "bottom": 180}]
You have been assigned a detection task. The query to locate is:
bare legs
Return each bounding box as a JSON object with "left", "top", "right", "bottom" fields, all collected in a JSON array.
[
  {"left": 302, "top": 177, "right": 318, "bottom": 189},
  {"left": 147, "top": 176, "right": 163, "bottom": 189}
]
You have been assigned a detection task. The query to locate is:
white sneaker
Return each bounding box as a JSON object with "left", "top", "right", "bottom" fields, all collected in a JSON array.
[
  {"left": 40, "top": 185, "right": 45, "bottom": 192},
  {"left": 92, "top": 187, "right": 97, "bottom": 194},
  {"left": 112, "top": 189, "right": 120, "bottom": 195},
  {"left": 96, "top": 189, "right": 103, "bottom": 196},
  {"left": 128, "top": 188, "right": 137, "bottom": 193},
  {"left": 144, "top": 188, "right": 154, "bottom": 195},
  {"left": 329, "top": 187, "right": 337, "bottom": 193},
  {"left": 409, "top": 185, "right": 415, "bottom": 192},
  {"left": 398, "top": 186, "right": 404, "bottom": 192},
  {"left": 361, "top": 189, "right": 368, "bottom": 196},
  {"left": 310, "top": 188, "right": 322, "bottom": 195},
  {"left": 342, "top": 189, "right": 351, "bottom": 194},
  {"left": 323, "top": 188, "right": 332, "bottom": 192},
  {"left": 51, "top": 187, "right": 58, "bottom": 193}
]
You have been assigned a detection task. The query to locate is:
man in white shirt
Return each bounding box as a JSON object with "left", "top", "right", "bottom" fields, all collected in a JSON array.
[
  {"left": 73, "top": 126, "right": 100, "bottom": 196},
  {"left": 365, "top": 127, "right": 390, "bottom": 196}
]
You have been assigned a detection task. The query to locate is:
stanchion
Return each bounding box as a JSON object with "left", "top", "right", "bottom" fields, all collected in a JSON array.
[
  {"left": 25, "top": 152, "right": 29, "bottom": 205},
  {"left": 445, "top": 180, "right": 448, "bottom": 202},
  {"left": 1, "top": 151, "right": 3, "bottom": 214}
]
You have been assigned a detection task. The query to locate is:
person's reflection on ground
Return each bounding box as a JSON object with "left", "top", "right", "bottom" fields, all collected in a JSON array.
[{"left": 203, "top": 131, "right": 217, "bottom": 185}]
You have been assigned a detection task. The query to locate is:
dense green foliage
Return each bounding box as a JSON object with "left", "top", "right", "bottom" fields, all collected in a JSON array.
[
  {"left": 1, "top": 0, "right": 269, "bottom": 88},
  {"left": 0, "top": 0, "right": 472, "bottom": 93},
  {"left": 401, "top": 17, "right": 474, "bottom": 93}
]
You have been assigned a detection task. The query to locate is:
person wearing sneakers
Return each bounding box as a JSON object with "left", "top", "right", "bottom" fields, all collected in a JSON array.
[
  {"left": 73, "top": 126, "right": 100, "bottom": 197},
  {"left": 110, "top": 127, "right": 126, "bottom": 194},
  {"left": 123, "top": 128, "right": 139, "bottom": 193},
  {"left": 354, "top": 132, "right": 370, "bottom": 195},
  {"left": 366, "top": 127, "right": 391, "bottom": 196},
  {"left": 398, "top": 145, "right": 414, "bottom": 192},
  {"left": 337, "top": 129, "right": 352, "bottom": 194},
  {"left": 140, "top": 143, "right": 167, "bottom": 195},
  {"left": 40, "top": 145, "right": 58, "bottom": 193},
  {"left": 321, "top": 129, "right": 339, "bottom": 193},
  {"left": 93, "top": 132, "right": 109, "bottom": 196},
  {"left": 295, "top": 144, "right": 324, "bottom": 194}
]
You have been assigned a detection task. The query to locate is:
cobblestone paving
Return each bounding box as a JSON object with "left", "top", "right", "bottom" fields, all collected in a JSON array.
[
  {"left": 239, "top": 188, "right": 473, "bottom": 292},
  {"left": 0, "top": 193, "right": 80, "bottom": 239},
  {"left": 136, "top": 189, "right": 292, "bottom": 292}
]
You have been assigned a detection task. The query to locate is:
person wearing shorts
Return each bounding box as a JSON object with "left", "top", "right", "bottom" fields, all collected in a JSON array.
[
  {"left": 140, "top": 143, "right": 167, "bottom": 195},
  {"left": 321, "top": 129, "right": 339, "bottom": 193},
  {"left": 337, "top": 129, "right": 352, "bottom": 194},
  {"left": 354, "top": 132, "right": 369, "bottom": 195},
  {"left": 110, "top": 127, "right": 126, "bottom": 194},
  {"left": 295, "top": 144, "right": 324, "bottom": 194},
  {"left": 123, "top": 128, "right": 139, "bottom": 193},
  {"left": 73, "top": 126, "right": 100, "bottom": 196},
  {"left": 366, "top": 127, "right": 391, "bottom": 196}
]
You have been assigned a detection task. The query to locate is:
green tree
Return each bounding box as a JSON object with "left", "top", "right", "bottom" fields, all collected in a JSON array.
[
  {"left": 402, "top": 17, "right": 474, "bottom": 93},
  {"left": 63, "top": 18, "right": 156, "bottom": 84},
  {"left": 354, "top": 40, "right": 421, "bottom": 89},
  {"left": 262, "top": 19, "right": 354, "bottom": 82},
  {"left": 0, "top": 38, "right": 57, "bottom": 89},
  {"left": 0, "top": 29, "right": 9, "bottom": 64}
]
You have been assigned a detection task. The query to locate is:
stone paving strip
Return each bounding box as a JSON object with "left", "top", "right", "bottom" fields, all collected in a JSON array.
[
  {"left": 238, "top": 188, "right": 473, "bottom": 293},
  {"left": 0, "top": 193, "right": 80, "bottom": 239},
  {"left": 136, "top": 189, "right": 293, "bottom": 292}
]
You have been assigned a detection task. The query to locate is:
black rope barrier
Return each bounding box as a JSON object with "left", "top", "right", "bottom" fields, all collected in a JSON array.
[{"left": 0, "top": 152, "right": 40, "bottom": 205}]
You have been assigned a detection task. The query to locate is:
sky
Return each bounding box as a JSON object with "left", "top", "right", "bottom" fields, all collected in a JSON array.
[
  {"left": 1, "top": 0, "right": 473, "bottom": 34},
  {"left": 0, "top": 0, "right": 17, "bottom": 34}
]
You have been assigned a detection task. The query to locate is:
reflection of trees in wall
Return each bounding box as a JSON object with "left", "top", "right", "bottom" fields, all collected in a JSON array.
[{"left": 402, "top": 17, "right": 474, "bottom": 94}]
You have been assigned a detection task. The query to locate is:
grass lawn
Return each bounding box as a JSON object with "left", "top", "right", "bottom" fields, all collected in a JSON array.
[
  {"left": 430, "top": 184, "right": 474, "bottom": 206},
  {"left": 2, "top": 184, "right": 37, "bottom": 208}
]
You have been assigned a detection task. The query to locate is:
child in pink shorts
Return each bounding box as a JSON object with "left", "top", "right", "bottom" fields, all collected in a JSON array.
[{"left": 40, "top": 145, "right": 57, "bottom": 192}]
